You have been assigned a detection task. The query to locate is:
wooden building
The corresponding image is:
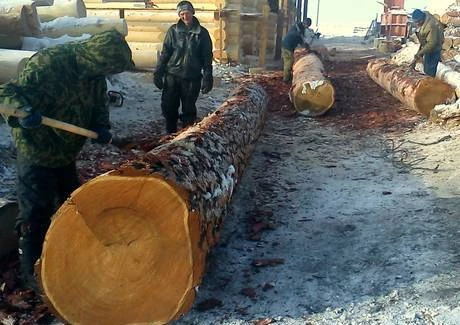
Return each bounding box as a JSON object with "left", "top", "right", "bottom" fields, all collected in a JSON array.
[{"left": 84, "top": 0, "right": 296, "bottom": 69}]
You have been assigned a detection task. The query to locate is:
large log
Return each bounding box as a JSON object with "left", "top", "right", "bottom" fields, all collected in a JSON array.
[
  {"left": 289, "top": 50, "right": 335, "bottom": 116},
  {"left": 38, "top": 82, "right": 268, "bottom": 324},
  {"left": 0, "top": 49, "right": 36, "bottom": 83},
  {"left": 36, "top": 0, "right": 87, "bottom": 22},
  {"left": 41, "top": 16, "right": 128, "bottom": 37},
  {"left": 367, "top": 58, "right": 456, "bottom": 116}
]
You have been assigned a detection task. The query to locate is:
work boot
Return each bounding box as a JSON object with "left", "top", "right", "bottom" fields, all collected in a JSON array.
[
  {"left": 18, "top": 236, "right": 41, "bottom": 292},
  {"left": 165, "top": 120, "right": 177, "bottom": 134}
]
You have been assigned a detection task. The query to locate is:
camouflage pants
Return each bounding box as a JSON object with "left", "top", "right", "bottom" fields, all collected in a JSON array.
[
  {"left": 161, "top": 73, "right": 202, "bottom": 133},
  {"left": 16, "top": 156, "right": 80, "bottom": 285},
  {"left": 281, "top": 47, "right": 294, "bottom": 81}
]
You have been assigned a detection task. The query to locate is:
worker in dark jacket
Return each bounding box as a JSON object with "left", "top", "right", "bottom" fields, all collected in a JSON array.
[
  {"left": 410, "top": 9, "right": 444, "bottom": 77},
  {"left": 282, "top": 21, "right": 307, "bottom": 83},
  {"left": 0, "top": 30, "right": 134, "bottom": 291},
  {"left": 153, "top": 0, "right": 213, "bottom": 133}
]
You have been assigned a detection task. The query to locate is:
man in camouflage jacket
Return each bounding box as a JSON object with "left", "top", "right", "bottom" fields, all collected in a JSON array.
[
  {"left": 153, "top": 0, "right": 213, "bottom": 133},
  {"left": 0, "top": 30, "right": 134, "bottom": 290}
]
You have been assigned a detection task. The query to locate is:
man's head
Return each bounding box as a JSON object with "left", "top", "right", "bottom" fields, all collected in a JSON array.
[
  {"left": 177, "top": 1, "right": 194, "bottom": 26},
  {"left": 304, "top": 18, "right": 312, "bottom": 28},
  {"left": 411, "top": 9, "right": 426, "bottom": 27}
]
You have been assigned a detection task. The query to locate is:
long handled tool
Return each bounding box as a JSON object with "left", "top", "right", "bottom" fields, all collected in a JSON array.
[{"left": 0, "top": 104, "right": 98, "bottom": 139}]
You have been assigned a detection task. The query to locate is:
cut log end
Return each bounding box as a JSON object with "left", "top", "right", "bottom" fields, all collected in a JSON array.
[
  {"left": 291, "top": 81, "right": 335, "bottom": 116},
  {"left": 414, "top": 79, "right": 457, "bottom": 116},
  {"left": 39, "top": 175, "right": 199, "bottom": 325}
]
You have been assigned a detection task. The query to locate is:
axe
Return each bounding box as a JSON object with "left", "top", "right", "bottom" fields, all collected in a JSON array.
[{"left": 0, "top": 104, "right": 99, "bottom": 139}]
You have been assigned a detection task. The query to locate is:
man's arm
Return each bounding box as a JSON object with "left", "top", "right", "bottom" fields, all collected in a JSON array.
[{"left": 416, "top": 24, "right": 440, "bottom": 56}]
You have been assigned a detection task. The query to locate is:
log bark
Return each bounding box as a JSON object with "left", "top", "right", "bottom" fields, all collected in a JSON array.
[
  {"left": 36, "top": 0, "right": 87, "bottom": 22},
  {"left": 367, "top": 58, "right": 456, "bottom": 116},
  {"left": 436, "top": 61, "right": 460, "bottom": 97},
  {"left": 290, "top": 50, "right": 335, "bottom": 116},
  {"left": 0, "top": 3, "right": 42, "bottom": 37},
  {"left": 41, "top": 16, "right": 128, "bottom": 37},
  {"left": 430, "top": 99, "right": 460, "bottom": 121},
  {"left": 0, "top": 49, "right": 36, "bottom": 83},
  {"left": 38, "top": 82, "right": 268, "bottom": 325}
]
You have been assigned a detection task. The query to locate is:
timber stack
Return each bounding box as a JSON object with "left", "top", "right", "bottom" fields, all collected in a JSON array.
[
  {"left": 37, "top": 82, "right": 268, "bottom": 324},
  {"left": 367, "top": 58, "right": 456, "bottom": 116},
  {"left": 289, "top": 48, "right": 335, "bottom": 116},
  {"left": 0, "top": 0, "right": 126, "bottom": 83}
]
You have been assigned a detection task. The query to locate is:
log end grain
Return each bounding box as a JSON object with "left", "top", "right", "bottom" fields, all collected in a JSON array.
[
  {"left": 290, "top": 80, "right": 335, "bottom": 116},
  {"left": 414, "top": 79, "right": 456, "bottom": 116},
  {"left": 39, "top": 174, "right": 203, "bottom": 325}
]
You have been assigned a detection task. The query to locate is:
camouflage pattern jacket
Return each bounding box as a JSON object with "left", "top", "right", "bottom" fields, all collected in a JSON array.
[
  {"left": 0, "top": 30, "right": 134, "bottom": 167},
  {"left": 157, "top": 16, "right": 213, "bottom": 80}
]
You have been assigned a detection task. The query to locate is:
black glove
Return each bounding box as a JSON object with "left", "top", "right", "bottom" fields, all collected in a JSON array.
[
  {"left": 92, "top": 128, "right": 112, "bottom": 144},
  {"left": 201, "top": 76, "right": 213, "bottom": 94},
  {"left": 315, "top": 32, "right": 321, "bottom": 39},
  {"left": 153, "top": 70, "right": 165, "bottom": 90},
  {"left": 18, "top": 106, "right": 42, "bottom": 129},
  {"left": 7, "top": 116, "right": 20, "bottom": 128}
]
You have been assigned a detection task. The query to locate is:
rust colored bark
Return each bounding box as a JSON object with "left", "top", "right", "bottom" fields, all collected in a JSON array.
[{"left": 367, "top": 58, "right": 456, "bottom": 116}]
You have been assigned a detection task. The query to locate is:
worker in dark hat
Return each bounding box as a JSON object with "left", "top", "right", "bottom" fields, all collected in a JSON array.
[
  {"left": 409, "top": 9, "right": 444, "bottom": 77},
  {"left": 0, "top": 30, "right": 134, "bottom": 291},
  {"left": 153, "top": 0, "right": 213, "bottom": 134},
  {"left": 281, "top": 21, "right": 308, "bottom": 83}
]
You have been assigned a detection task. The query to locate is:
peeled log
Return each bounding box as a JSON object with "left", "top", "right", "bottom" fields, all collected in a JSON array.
[
  {"left": 36, "top": 0, "right": 87, "bottom": 22},
  {"left": 38, "top": 82, "right": 268, "bottom": 325},
  {"left": 0, "top": 49, "right": 36, "bottom": 83},
  {"left": 290, "top": 50, "right": 335, "bottom": 116},
  {"left": 367, "top": 58, "right": 456, "bottom": 116},
  {"left": 41, "top": 16, "right": 128, "bottom": 37}
]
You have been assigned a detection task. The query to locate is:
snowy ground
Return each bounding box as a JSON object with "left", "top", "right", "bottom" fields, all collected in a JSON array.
[{"left": 0, "top": 38, "right": 459, "bottom": 324}]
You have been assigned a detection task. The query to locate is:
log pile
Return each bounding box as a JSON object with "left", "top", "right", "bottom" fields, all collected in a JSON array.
[
  {"left": 38, "top": 82, "right": 269, "bottom": 325},
  {"left": 289, "top": 49, "right": 335, "bottom": 116},
  {"left": 367, "top": 58, "right": 456, "bottom": 116},
  {"left": 0, "top": 0, "right": 129, "bottom": 82}
]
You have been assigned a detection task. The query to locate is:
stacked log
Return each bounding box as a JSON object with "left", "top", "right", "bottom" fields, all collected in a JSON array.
[
  {"left": 37, "top": 0, "right": 87, "bottom": 22},
  {"left": 38, "top": 82, "right": 268, "bottom": 325},
  {"left": 367, "top": 58, "right": 456, "bottom": 116},
  {"left": 0, "top": 49, "right": 36, "bottom": 83},
  {"left": 41, "top": 16, "right": 128, "bottom": 38},
  {"left": 289, "top": 50, "right": 335, "bottom": 116}
]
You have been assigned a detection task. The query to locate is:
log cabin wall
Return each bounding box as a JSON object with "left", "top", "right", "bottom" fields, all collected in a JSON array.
[{"left": 84, "top": 0, "right": 289, "bottom": 69}]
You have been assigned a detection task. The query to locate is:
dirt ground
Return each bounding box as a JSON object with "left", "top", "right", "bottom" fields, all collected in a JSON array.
[{"left": 1, "top": 40, "right": 459, "bottom": 324}]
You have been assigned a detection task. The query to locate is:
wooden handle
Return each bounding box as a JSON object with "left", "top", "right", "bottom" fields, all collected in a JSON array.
[{"left": 0, "top": 104, "right": 98, "bottom": 139}]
